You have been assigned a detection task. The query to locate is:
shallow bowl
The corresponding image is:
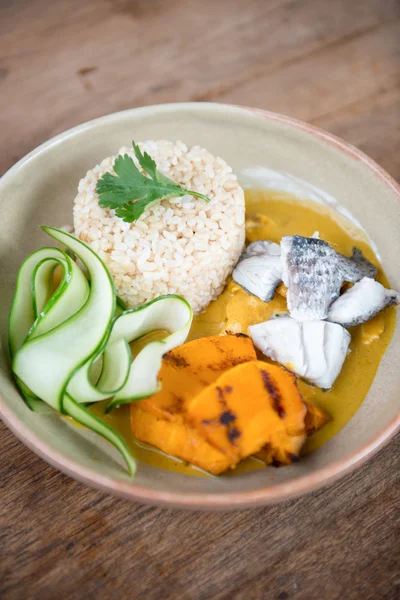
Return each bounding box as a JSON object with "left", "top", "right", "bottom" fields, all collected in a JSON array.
[{"left": 0, "top": 103, "right": 399, "bottom": 509}]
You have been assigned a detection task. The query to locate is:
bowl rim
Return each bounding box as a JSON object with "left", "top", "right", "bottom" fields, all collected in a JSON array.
[{"left": 1, "top": 102, "right": 399, "bottom": 509}]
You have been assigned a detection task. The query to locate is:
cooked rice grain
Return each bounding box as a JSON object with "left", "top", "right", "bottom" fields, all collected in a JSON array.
[{"left": 73, "top": 140, "right": 245, "bottom": 312}]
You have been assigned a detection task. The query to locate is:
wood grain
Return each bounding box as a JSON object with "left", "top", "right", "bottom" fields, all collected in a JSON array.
[{"left": 0, "top": 1, "right": 399, "bottom": 598}]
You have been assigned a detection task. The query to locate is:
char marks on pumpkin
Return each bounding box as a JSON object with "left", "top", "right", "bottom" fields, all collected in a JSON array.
[
  {"left": 162, "top": 353, "right": 190, "bottom": 368},
  {"left": 260, "top": 369, "right": 286, "bottom": 419},
  {"left": 228, "top": 428, "right": 241, "bottom": 443},
  {"left": 214, "top": 386, "right": 241, "bottom": 446},
  {"left": 220, "top": 410, "right": 236, "bottom": 425},
  {"left": 206, "top": 355, "right": 255, "bottom": 371},
  {"left": 165, "top": 396, "right": 185, "bottom": 415}
]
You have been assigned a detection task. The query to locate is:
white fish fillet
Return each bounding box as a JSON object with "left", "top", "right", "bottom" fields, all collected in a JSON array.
[
  {"left": 232, "top": 241, "right": 282, "bottom": 302},
  {"left": 249, "top": 317, "right": 351, "bottom": 388},
  {"left": 327, "top": 277, "right": 400, "bottom": 327}
]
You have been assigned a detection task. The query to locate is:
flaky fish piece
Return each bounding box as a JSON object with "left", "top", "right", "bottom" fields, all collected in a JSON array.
[
  {"left": 249, "top": 316, "right": 351, "bottom": 389},
  {"left": 232, "top": 240, "right": 282, "bottom": 302},
  {"left": 327, "top": 277, "right": 400, "bottom": 327},
  {"left": 281, "top": 235, "right": 377, "bottom": 321}
]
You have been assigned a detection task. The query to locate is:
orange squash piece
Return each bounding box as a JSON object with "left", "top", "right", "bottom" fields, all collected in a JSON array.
[
  {"left": 131, "top": 336, "right": 329, "bottom": 474},
  {"left": 224, "top": 288, "right": 287, "bottom": 335},
  {"left": 186, "top": 361, "right": 307, "bottom": 464},
  {"left": 131, "top": 406, "right": 232, "bottom": 475},
  {"left": 256, "top": 432, "right": 305, "bottom": 466},
  {"left": 276, "top": 283, "right": 287, "bottom": 298},
  {"left": 304, "top": 401, "right": 331, "bottom": 436},
  {"left": 256, "top": 401, "right": 330, "bottom": 467}
]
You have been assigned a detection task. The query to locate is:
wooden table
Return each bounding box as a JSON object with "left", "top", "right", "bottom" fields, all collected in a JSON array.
[{"left": 1, "top": 1, "right": 399, "bottom": 598}]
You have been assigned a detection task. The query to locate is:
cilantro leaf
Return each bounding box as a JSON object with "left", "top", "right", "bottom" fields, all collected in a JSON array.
[
  {"left": 114, "top": 197, "right": 160, "bottom": 222},
  {"left": 132, "top": 141, "right": 158, "bottom": 180},
  {"left": 95, "top": 141, "right": 211, "bottom": 222}
]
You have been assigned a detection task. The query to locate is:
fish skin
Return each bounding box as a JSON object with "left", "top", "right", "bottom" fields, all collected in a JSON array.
[
  {"left": 327, "top": 276, "right": 400, "bottom": 327},
  {"left": 249, "top": 316, "right": 351, "bottom": 389},
  {"left": 281, "top": 235, "right": 378, "bottom": 321},
  {"left": 344, "top": 248, "right": 378, "bottom": 281},
  {"left": 233, "top": 241, "right": 282, "bottom": 302}
]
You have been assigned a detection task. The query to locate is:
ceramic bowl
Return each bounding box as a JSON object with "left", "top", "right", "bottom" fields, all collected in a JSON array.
[{"left": 0, "top": 103, "right": 399, "bottom": 509}]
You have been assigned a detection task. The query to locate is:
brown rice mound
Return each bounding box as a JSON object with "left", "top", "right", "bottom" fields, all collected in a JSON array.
[{"left": 73, "top": 140, "right": 245, "bottom": 313}]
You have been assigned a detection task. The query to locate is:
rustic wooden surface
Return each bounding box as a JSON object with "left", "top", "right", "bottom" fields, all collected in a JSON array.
[{"left": 1, "top": 1, "right": 399, "bottom": 598}]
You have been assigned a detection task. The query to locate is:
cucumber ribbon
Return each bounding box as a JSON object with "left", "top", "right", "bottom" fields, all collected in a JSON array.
[{"left": 9, "top": 227, "right": 193, "bottom": 476}]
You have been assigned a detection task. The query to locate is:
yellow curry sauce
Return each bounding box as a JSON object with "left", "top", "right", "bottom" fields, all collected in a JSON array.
[{"left": 89, "top": 189, "right": 396, "bottom": 476}]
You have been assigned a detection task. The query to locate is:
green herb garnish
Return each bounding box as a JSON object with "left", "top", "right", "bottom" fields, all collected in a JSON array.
[{"left": 96, "top": 141, "right": 211, "bottom": 222}]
